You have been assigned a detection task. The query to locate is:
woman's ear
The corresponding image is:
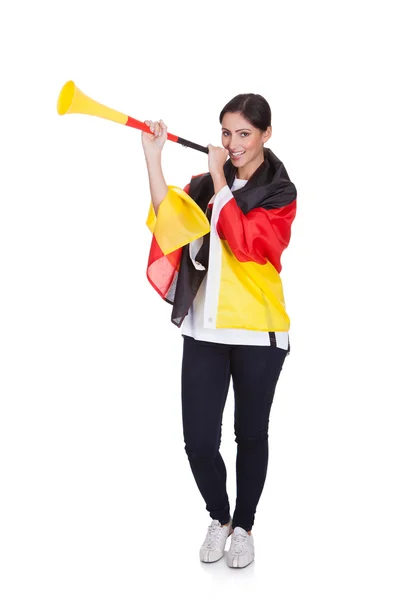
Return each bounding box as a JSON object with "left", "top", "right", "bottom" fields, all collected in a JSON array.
[{"left": 263, "top": 126, "right": 272, "bottom": 143}]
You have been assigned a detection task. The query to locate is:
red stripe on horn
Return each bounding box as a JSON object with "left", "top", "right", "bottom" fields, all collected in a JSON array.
[
  {"left": 126, "top": 116, "right": 148, "bottom": 132},
  {"left": 125, "top": 116, "right": 178, "bottom": 142}
]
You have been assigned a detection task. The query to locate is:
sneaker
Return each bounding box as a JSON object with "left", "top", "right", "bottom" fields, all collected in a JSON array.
[
  {"left": 227, "top": 526, "right": 255, "bottom": 568},
  {"left": 199, "top": 519, "right": 233, "bottom": 563}
]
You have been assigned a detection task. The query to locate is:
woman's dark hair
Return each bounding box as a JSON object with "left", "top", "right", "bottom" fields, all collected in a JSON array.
[{"left": 219, "top": 94, "right": 271, "bottom": 131}]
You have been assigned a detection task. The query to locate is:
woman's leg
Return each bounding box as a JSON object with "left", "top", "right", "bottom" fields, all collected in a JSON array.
[
  {"left": 230, "top": 345, "right": 288, "bottom": 532},
  {"left": 181, "top": 336, "right": 232, "bottom": 525}
]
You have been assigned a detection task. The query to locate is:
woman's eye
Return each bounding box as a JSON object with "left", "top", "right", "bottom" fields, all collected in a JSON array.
[{"left": 222, "top": 131, "right": 249, "bottom": 137}]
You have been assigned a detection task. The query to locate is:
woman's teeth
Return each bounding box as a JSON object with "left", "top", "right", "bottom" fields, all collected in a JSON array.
[{"left": 231, "top": 151, "right": 245, "bottom": 159}]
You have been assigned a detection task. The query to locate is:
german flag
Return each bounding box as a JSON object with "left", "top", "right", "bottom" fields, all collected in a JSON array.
[
  {"left": 146, "top": 148, "right": 297, "bottom": 330},
  {"left": 146, "top": 184, "right": 210, "bottom": 304}
]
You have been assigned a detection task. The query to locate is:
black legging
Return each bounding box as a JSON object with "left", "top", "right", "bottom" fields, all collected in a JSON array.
[{"left": 181, "top": 335, "right": 288, "bottom": 532}]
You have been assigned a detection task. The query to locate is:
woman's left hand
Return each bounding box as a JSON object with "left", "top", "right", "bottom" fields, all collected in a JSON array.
[{"left": 207, "top": 144, "right": 229, "bottom": 177}]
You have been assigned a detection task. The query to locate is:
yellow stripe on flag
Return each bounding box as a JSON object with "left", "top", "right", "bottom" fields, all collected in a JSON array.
[
  {"left": 217, "top": 240, "right": 290, "bottom": 331},
  {"left": 146, "top": 186, "right": 210, "bottom": 255}
]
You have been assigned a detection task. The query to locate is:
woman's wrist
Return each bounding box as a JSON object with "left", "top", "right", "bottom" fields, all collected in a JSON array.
[{"left": 211, "top": 172, "right": 227, "bottom": 194}]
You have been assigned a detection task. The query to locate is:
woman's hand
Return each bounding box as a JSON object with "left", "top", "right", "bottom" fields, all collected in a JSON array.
[
  {"left": 141, "top": 119, "right": 168, "bottom": 160},
  {"left": 208, "top": 144, "right": 229, "bottom": 193},
  {"left": 207, "top": 144, "right": 229, "bottom": 177}
]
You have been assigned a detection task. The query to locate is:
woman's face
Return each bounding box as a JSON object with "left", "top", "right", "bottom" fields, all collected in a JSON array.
[{"left": 221, "top": 112, "right": 271, "bottom": 174}]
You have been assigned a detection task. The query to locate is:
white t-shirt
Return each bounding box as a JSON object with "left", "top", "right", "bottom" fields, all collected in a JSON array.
[{"left": 181, "top": 177, "right": 290, "bottom": 349}]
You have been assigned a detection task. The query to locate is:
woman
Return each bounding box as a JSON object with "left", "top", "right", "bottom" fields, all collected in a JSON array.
[{"left": 142, "top": 94, "right": 297, "bottom": 568}]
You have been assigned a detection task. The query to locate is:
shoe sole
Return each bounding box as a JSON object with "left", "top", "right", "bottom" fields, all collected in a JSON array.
[
  {"left": 227, "top": 557, "right": 254, "bottom": 568},
  {"left": 200, "top": 554, "right": 224, "bottom": 563}
]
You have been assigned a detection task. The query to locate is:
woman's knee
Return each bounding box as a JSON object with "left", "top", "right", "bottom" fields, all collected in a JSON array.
[
  {"left": 234, "top": 427, "right": 268, "bottom": 445},
  {"left": 184, "top": 441, "right": 219, "bottom": 461}
]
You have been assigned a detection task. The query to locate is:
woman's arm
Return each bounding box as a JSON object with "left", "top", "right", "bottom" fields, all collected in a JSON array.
[
  {"left": 141, "top": 119, "right": 168, "bottom": 215},
  {"left": 143, "top": 126, "right": 210, "bottom": 302},
  {"left": 213, "top": 185, "right": 296, "bottom": 273}
]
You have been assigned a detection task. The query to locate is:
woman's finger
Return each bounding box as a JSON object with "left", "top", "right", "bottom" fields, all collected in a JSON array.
[
  {"left": 143, "top": 119, "right": 167, "bottom": 140},
  {"left": 154, "top": 121, "right": 162, "bottom": 137}
]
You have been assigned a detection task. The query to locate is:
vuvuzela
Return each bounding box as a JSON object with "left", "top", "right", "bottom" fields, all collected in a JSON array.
[{"left": 57, "top": 80, "right": 209, "bottom": 154}]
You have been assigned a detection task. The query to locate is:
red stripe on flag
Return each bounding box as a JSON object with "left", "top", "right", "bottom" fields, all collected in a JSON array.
[
  {"left": 147, "top": 236, "right": 182, "bottom": 299},
  {"left": 216, "top": 198, "right": 297, "bottom": 272}
]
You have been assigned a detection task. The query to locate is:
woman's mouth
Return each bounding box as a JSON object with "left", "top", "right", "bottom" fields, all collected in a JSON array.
[{"left": 230, "top": 151, "right": 245, "bottom": 161}]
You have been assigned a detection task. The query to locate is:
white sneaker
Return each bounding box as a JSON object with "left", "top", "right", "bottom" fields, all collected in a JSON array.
[
  {"left": 227, "top": 526, "right": 255, "bottom": 568},
  {"left": 199, "top": 519, "right": 233, "bottom": 563}
]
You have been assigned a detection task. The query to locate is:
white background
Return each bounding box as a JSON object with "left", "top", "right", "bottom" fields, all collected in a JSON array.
[{"left": 1, "top": 1, "right": 399, "bottom": 598}]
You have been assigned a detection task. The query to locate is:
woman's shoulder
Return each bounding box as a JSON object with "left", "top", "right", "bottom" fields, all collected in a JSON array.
[
  {"left": 185, "top": 172, "right": 213, "bottom": 202},
  {"left": 191, "top": 172, "right": 209, "bottom": 181},
  {"left": 186, "top": 172, "right": 211, "bottom": 190}
]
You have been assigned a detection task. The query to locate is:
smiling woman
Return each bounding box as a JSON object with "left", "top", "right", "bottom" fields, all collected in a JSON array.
[{"left": 141, "top": 92, "right": 297, "bottom": 569}]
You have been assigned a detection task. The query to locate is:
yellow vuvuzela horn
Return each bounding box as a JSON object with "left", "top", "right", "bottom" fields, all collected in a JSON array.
[{"left": 57, "top": 81, "right": 209, "bottom": 153}]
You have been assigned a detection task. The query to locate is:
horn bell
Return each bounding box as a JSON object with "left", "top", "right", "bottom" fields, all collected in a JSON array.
[{"left": 57, "top": 80, "right": 128, "bottom": 125}]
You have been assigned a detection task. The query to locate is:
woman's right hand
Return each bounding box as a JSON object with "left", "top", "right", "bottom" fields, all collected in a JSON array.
[{"left": 141, "top": 119, "right": 168, "bottom": 158}]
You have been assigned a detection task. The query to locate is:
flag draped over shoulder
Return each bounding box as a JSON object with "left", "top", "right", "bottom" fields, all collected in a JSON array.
[
  {"left": 146, "top": 147, "right": 297, "bottom": 330},
  {"left": 146, "top": 185, "right": 210, "bottom": 304}
]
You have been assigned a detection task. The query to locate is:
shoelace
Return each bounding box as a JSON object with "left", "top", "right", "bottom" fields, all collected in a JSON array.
[
  {"left": 230, "top": 532, "right": 249, "bottom": 555},
  {"left": 203, "top": 522, "right": 222, "bottom": 549}
]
